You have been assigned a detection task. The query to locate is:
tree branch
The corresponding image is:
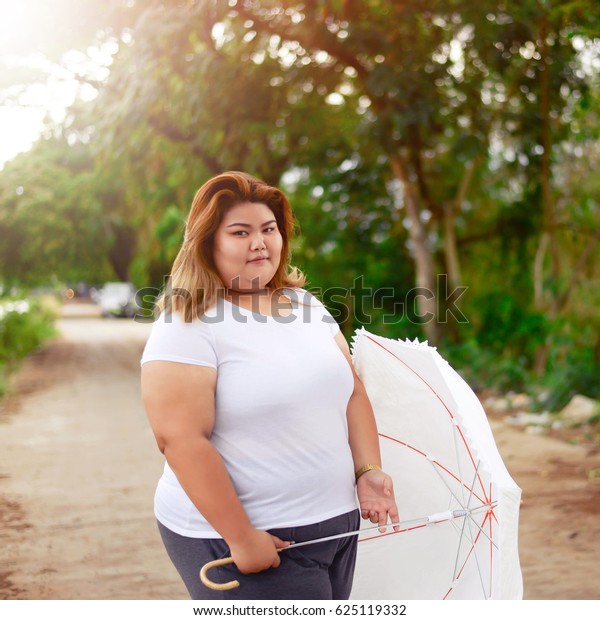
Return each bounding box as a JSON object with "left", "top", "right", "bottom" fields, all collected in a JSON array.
[
  {"left": 407, "top": 123, "right": 441, "bottom": 219},
  {"left": 235, "top": 1, "right": 371, "bottom": 82},
  {"left": 148, "top": 114, "right": 222, "bottom": 174}
]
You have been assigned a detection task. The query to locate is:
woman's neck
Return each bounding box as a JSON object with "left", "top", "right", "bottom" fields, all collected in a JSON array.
[{"left": 225, "top": 288, "right": 292, "bottom": 317}]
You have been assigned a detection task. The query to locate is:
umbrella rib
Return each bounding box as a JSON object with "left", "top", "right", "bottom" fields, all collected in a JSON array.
[
  {"left": 464, "top": 462, "right": 499, "bottom": 551},
  {"left": 453, "top": 510, "right": 469, "bottom": 581},
  {"left": 450, "top": 423, "right": 470, "bottom": 582},
  {"left": 431, "top": 461, "right": 498, "bottom": 598},
  {"left": 451, "top": 419, "right": 474, "bottom": 524},
  {"left": 451, "top": 459, "right": 486, "bottom": 593},
  {"left": 465, "top": 511, "right": 498, "bottom": 550},
  {"left": 489, "top": 494, "right": 494, "bottom": 597},
  {"left": 364, "top": 336, "right": 456, "bottom": 417},
  {"left": 379, "top": 433, "right": 488, "bottom": 504},
  {"left": 429, "top": 456, "right": 475, "bottom": 513},
  {"left": 466, "top": 459, "right": 481, "bottom": 511},
  {"left": 461, "top": 520, "right": 489, "bottom": 600},
  {"left": 430, "top": 458, "right": 499, "bottom": 553},
  {"left": 456, "top": 424, "right": 490, "bottom": 502},
  {"left": 455, "top": 527, "right": 488, "bottom": 599},
  {"left": 462, "top": 466, "right": 489, "bottom": 599},
  {"left": 452, "top": 421, "right": 468, "bottom": 508}
]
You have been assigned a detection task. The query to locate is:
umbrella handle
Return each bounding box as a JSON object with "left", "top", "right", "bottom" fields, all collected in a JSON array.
[
  {"left": 200, "top": 556, "right": 239, "bottom": 591},
  {"left": 200, "top": 548, "right": 290, "bottom": 591}
]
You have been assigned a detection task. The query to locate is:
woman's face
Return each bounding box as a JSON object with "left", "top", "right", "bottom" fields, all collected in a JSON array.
[{"left": 213, "top": 201, "right": 283, "bottom": 292}]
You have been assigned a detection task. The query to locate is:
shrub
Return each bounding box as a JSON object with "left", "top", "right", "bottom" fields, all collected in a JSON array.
[{"left": 0, "top": 296, "right": 57, "bottom": 396}]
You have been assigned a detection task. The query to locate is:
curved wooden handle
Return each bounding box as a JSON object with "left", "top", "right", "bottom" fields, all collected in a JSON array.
[{"left": 200, "top": 556, "right": 240, "bottom": 591}]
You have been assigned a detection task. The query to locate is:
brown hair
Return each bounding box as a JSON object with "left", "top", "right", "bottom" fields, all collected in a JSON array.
[{"left": 156, "top": 171, "right": 305, "bottom": 321}]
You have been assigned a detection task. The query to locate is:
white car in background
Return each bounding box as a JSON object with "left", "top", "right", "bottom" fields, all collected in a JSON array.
[{"left": 96, "top": 282, "right": 138, "bottom": 318}]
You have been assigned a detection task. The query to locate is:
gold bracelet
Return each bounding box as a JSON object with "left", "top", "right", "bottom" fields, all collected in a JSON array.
[{"left": 355, "top": 463, "right": 382, "bottom": 481}]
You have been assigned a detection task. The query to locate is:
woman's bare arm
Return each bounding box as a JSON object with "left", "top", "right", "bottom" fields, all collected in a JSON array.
[
  {"left": 141, "top": 361, "right": 288, "bottom": 572},
  {"left": 334, "top": 332, "right": 399, "bottom": 529}
]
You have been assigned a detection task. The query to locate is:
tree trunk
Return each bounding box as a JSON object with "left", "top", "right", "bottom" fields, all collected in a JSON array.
[
  {"left": 389, "top": 153, "right": 441, "bottom": 344},
  {"left": 533, "top": 232, "right": 549, "bottom": 309},
  {"left": 443, "top": 157, "right": 478, "bottom": 290},
  {"left": 533, "top": 14, "right": 559, "bottom": 375},
  {"left": 107, "top": 225, "right": 136, "bottom": 282},
  {"left": 539, "top": 15, "right": 560, "bottom": 288},
  {"left": 443, "top": 205, "right": 462, "bottom": 291}
]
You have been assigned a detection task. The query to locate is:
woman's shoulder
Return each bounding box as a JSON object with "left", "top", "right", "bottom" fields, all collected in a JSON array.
[
  {"left": 149, "top": 307, "right": 220, "bottom": 336},
  {"left": 284, "top": 288, "right": 339, "bottom": 331},
  {"left": 284, "top": 287, "right": 323, "bottom": 307},
  {"left": 141, "top": 308, "right": 217, "bottom": 367},
  {"left": 154, "top": 298, "right": 226, "bottom": 323}
]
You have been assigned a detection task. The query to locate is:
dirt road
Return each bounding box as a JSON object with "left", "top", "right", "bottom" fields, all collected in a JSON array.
[
  {"left": 1, "top": 306, "right": 185, "bottom": 599},
  {"left": 1, "top": 305, "right": 599, "bottom": 599}
]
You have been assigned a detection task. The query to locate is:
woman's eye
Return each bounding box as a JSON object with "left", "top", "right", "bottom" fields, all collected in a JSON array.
[
  {"left": 232, "top": 230, "right": 248, "bottom": 236},
  {"left": 263, "top": 227, "right": 276, "bottom": 233}
]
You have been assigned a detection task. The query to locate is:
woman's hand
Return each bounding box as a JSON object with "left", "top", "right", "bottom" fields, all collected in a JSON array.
[
  {"left": 357, "top": 469, "right": 400, "bottom": 531},
  {"left": 229, "top": 528, "right": 290, "bottom": 574}
]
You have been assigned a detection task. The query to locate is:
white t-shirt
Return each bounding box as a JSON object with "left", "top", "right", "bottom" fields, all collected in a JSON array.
[{"left": 141, "top": 289, "right": 358, "bottom": 538}]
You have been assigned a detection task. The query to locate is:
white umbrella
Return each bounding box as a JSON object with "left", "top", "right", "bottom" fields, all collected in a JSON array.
[{"left": 350, "top": 328, "right": 523, "bottom": 600}]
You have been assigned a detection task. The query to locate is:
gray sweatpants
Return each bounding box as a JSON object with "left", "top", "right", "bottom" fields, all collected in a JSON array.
[{"left": 157, "top": 509, "right": 360, "bottom": 600}]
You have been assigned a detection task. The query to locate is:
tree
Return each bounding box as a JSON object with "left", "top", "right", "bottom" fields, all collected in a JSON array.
[{"left": 0, "top": 136, "right": 114, "bottom": 285}]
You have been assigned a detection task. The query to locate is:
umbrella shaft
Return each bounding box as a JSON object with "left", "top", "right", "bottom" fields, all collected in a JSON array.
[{"left": 287, "top": 505, "right": 494, "bottom": 550}]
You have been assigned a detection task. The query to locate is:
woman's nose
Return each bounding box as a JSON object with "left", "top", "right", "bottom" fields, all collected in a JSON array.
[{"left": 250, "top": 233, "right": 266, "bottom": 250}]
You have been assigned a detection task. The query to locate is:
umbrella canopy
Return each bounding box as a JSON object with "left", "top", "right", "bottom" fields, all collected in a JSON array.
[{"left": 350, "top": 328, "right": 523, "bottom": 600}]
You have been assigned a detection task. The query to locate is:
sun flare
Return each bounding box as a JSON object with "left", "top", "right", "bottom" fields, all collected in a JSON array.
[
  {"left": 0, "top": 1, "right": 38, "bottom": 54},
  {"left": 0, "top": 1, "right": 109, "bottom": 166}
]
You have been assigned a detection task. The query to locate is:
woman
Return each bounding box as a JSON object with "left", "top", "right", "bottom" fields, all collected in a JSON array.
[{"left": 141, "top": 171, "right": 398, "bottom": 600}]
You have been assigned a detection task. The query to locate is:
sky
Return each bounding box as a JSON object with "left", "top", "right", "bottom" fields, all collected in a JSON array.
[
  {"left": 0, "top": 51, "right": 104, "bottom": 167},
  {"left": 0, "top": 0, "right": 114, "bottom": 167},
  {"left": 0, "top": 1, "right": 66, "bottom": 166},
  {"left": 0, "top": 105, "right": 47, "bottom": 167}
]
